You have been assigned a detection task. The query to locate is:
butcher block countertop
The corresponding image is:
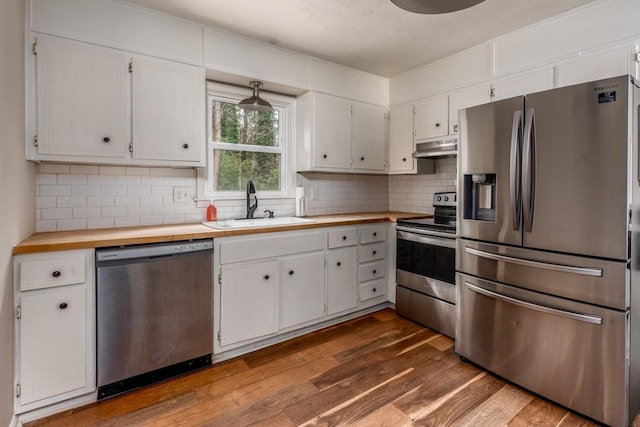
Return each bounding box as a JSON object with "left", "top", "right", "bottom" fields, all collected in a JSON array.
[{"left": 13, "top": 211, "right": 429, "bottom": 255}]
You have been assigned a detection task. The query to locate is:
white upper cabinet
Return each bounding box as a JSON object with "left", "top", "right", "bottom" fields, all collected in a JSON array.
[
  {"left": 414, "top": 95, "right": 448, "bottom": 141},
  {"left": 554, "top": 45, "right": 635, "bottom": 88},
  {"left": 388, "top": 104, "right": 415, "bottom": 174},
  {"left": 34, "top": 35, "right": 128, "bottom": 159},
  {"left": 28, "top": 34, "right": 206, "bottom": 167},
  {"left": 352, "top": 103, "right": 386, "bottom": 171},
  {"left": 297, "top": 92, "right": 387, "bottom": 173},
  {"left": 492, "top": 68, "right": 553, "bottom": 101},
  {"left": 131, "top": 55, "right": 205, "bottom": 164},
  {"left": 448, "top": 83, "right": 491, "bottom": 135}
]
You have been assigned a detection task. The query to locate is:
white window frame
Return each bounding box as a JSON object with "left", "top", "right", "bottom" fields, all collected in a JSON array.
[{"left": 197, "top": 81, "right": 295, "bottom": 200}]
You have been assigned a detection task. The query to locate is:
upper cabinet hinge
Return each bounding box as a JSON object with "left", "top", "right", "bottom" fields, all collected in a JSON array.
[
  {"left": 634, "top": 52, "right": 640, "bottom": 63},
  {"left": 128, "top": 143, "right": 133, "bottom": 153},
  {"left": 490, "top": 85, "right": 496, "bottom": 99},
  {"left": 32, "top": 41, "right": 37, "bottom": 55},
  {"left": 33, "top": 136, "right": 39, "bottom": 147},
  {"left": 218, "top": 272, "right": 222, "bottom": 285},
  {"left": 16, "top": 384, "right": 21, "bottom": 398},
  {"left": 129, "top": 62, "right": 133, "bottom": 73},
  {"left": 16, "top": 306, "right": 21, "bottom": 319},
  {"left": 217, "top": 331, "right": 221, "bottom": 342}
]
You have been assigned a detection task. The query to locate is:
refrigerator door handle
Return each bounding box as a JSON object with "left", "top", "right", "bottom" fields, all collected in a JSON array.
[
  {"left": 509, "top": 110, "right": 523, "bottom": 231},
  {"left": 464, "top": 246, "right": 603, "bottom": 277},
  {"left": 464, "top": 281, "right": 603, "bottom": 325},
  {"left": 522, "top": 108, "right": 536, "bottom": 232}
]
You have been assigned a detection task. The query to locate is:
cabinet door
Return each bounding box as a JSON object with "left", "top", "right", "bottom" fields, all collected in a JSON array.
[
  {"left": 132, "top": 55, "right": 205, "bottom": 164},
  {"left": 492, "top": 68, "right": 553, "bottom": 101},
  {"left": 352, "top": 103, "right": 386, "bottom": 171},
  {"left": 388, "top": 104, "right": 415, "bottom": 174},
  {"left": 414, "top": 95, "right": 448, "bottom": 141},
  {"left": 19, "top": 286, "right": 87, "bottom": 406},
  {"left": 448, "top": 83, "right": 491, "bottom": 135},
  {"left": 553, "top": 46, "right": 632, "bottom": 88},
  {"left": 35, "top": 35, "right": 128, "bottom": 159},
  {"left": 220, "top": 261, "right": 279, "bottom": 347},
  {"left": 279, "top": 252, "right": 325, "bottom": 329},
  {"left": 327, "top": 247, "right": 358, "bottom": 315},
  {"left": 313, "top": 94, "right": 352, "bottom": 170}
]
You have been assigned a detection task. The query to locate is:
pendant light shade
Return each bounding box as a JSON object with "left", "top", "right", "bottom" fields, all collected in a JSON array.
[
  {"left": 238, "top": 81, "right": 273, "bottom": 112},
  {"left": 391, "top": 0, "right": 486, "bottom": 14}
]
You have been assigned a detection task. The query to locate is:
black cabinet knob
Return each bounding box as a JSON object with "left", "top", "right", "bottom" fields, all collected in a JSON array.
[
  {"left": 52, "top": 270, "right": 61, "bottom": 278},
  {"left": 373, "top": 250, "right": 377, "bottom": 255},
  {"left": 337, "top": 262, "right": 341, "bottom": 267},
  {"left": 373, "top": 232, "right": 377, "bottom": 237},
  {"left": 342, "top": 236, "right": 347, "bottom": 240},
  {"left": 323, "top": 154, "right": 327, "bottom": 159},
  {"left": 435, "top": 123, "right": 441, "bottom": 127},
  {"left": 402, "top": 158, "right": 407, "bottom": 162},
  {"left": 59, "top": 302, "right": 68, "bottom": 309},
  {"left": 289, "top": 270, "right": 294, "bottom": 275},
  {"left": 360, "top": 156, "right": 365, "bottom": 161},
  {"left": 182, "top": 143, "right": 189, "bottom": 149},
  {"left": 103, "top": 137, "right": 111, "bottom": 143},
  {"left": 372, "top": 288, "right": 377, "bottom": 293},
  {"left": 373, "top": 269, "right": 377, "bottom": 274},
  {"left": 264, "top": 274, "right": 270, "bottom": 280}
]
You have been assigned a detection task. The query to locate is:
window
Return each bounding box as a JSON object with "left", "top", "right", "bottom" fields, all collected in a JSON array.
[{"left": 199, "top": 82, "right": 294, "bottom": 199}]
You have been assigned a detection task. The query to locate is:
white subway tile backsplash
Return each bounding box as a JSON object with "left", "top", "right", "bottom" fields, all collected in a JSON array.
[
  {"left": 151, "top": 186, "right": 173, "bottom": 196},
  {"left": 128, "top": 206, "right": 153, "bottom": 216},
  {"left": 99, "top": 166, "right": 126, "bottom": 176},
  {"left": 126, "top": 167, "right": 150, "bottom": 176},
  {"left": 40, "top": 185, "right": 72, "bottom": 197},
  {"left": 141, "top": 176, "right": 166, "bottom": 186},
  {"left": 115, "top": 196, "right": 140, "bottom": 207},
  {"left": 88, "top": 175, "right": 116, "bottom": 185},
  {"left": 73, "top": 207, "right": 102, "bottom": 218},
  {"left": 115, "top": 216, "right": 141, "bottom": 227},
  {"left": 115, "top": 175, "right": 141, "bottom": 186},
  {"left": 57, "top": 219, "right": 87, "bottom": 231},
  {"left": 101, "top": 186, "right": 127, "bottom": 196},
  {"left": 87, "top": 217, "right": 115, "bottom": 229},
  {"left": 72, "top": 185, "right": 101, "bottom": 196},
  {"left": 36, "top": 197, "right": 57, "bottom": 208},
  {"left": 127, "top": 186, "right": 151, "bottom": 196},
  {"left": 87, "top": 196, "right": 115, "bottom": 207},
  {"left": 102, "top": 207, "right": 128, "bottom": 217},
  {"left": 163, "top": 214, "right": 185, "bottom": 224},
  {"left": 57, "top": 196, "right": 87, "bottom": 208},
  {"left": 41, "top": 208, "right": 72, "bottom": 220},
  {"left": 150, "top": 168, "right": 174, "bottom": 176},
  {"left": 153, "top": 205, "right": 175, "bottom": 216},
  {"left": 37, "top": 174, "right": 57, "bottom": 184},
  {"left": 70, "top": 165, "right": 100, "bottom": 174},
  {"left": 37, "top": 164, "right": 70, "bottom": 174},
  {"left": 164, "top": 177, "right": 187, "bottom": 186},
  {"left": 172, "top": 168, "right": 196, "bottom": 177},
  {"left": 36, "top": 220, "right": 57, "bottom": 232},
  {"left": 140, "top": 195, "right": 164, "bottom": 206},
  {"left": 140, "top": 215, "right": 164, "bottom": 226}
]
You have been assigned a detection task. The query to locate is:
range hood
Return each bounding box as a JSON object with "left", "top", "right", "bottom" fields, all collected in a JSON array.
[{"left": 413, "top": 137, "right": 457, "bottom": 158}]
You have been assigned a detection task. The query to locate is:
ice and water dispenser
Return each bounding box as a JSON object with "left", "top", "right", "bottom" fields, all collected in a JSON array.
[{"left": 463, "top": 173, "right": 496, "bottom": 222}]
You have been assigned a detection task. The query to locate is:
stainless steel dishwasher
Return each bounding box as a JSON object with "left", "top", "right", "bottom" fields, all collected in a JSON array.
[{"left": 96, "top": 239, "right": 213, "bottom": 400}]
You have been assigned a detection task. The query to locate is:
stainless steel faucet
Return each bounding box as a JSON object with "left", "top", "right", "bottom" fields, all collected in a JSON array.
[{"left": 246, "top": 180, "right": 258, "bottom": 218}]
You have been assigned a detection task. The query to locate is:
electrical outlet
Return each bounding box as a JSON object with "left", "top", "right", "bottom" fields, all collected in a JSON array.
[{"left": 173, "top": 186, "right": 194, "bottom": 203}]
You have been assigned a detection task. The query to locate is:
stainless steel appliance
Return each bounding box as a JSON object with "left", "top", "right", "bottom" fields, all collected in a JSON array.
[
  {"left": 457, "top": 75, "right": 640, "bottom": 427},
  {"left": 395, "top": 192, "right": 457, "bottom": 337},
  {"left": 96, "top": 240, "right": 214, "bottom": 400}
]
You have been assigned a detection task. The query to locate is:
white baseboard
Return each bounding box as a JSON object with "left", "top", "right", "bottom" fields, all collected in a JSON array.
[
  {"left": 8, "top": 414, "right": 19, "bottom": 427},
  {"left": 15, "top": 393, "right": 96, "bottom": 426}
]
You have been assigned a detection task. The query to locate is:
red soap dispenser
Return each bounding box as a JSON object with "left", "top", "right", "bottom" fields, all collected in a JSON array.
[{"left": 206, "top": 201, "right": 217, "bottom": 221}]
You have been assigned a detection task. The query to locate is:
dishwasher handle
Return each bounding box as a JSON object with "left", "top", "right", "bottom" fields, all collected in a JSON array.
[{"left": 96, "top": 240, "right": 213, "bottom": 263}]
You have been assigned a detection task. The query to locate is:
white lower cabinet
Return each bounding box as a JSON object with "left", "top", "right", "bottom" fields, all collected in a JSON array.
[
  {"left": 215, "top": 224, "right": 390, "bottom": 353},
  {"left": 327, "top": 246, "right": 358, "bottom": 315},
  {"left": 279, "top": 252, "right": 325, "bottom": 329},
  {"left": 219, "top": 261, "right": 280, "bottom": 347},
  {"left": 13, "top": 249, "right": 95, "bottom": 414}
]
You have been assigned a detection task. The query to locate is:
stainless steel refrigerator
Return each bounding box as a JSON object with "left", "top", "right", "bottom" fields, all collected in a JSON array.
[{"left": 456, "top": 75, "right": 640, "bottom": 427}]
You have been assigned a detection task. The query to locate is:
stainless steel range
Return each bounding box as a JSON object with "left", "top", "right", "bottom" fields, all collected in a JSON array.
[{"left": 395, "top": 192, "right": 456, "bottom": 337}]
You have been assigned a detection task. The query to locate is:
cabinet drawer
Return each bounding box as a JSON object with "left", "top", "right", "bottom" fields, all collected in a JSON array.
[
  {"left": 358, "top": 242, "right": 386, "bottom": 263},
  {"left": 220, "top": 231, "right": 325, "bottom": 264},
  {"left": 359, "top": 279, "right": 385, "bottom": 302},
  {"left": 359, "top": 224, "right": 386, "bottom": 244},
  {"left": 19, "top": 255, "right": 86, "bottom": 291},
  {"left": 328, "top": 228, "right": 358, "bottom": 248},
  {"left": 359, "top": 260, "right": 385, "bottom": 282}
]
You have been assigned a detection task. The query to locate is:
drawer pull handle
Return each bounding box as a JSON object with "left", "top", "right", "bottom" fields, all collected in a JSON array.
[
  {"left": 52, "top": 270, "right": 61, "bottom": 278},
  {"left": 342, "top": 236, "right": 347, "bottom": 240},
  {"left": 182, "top": 143, "right": 189, "bottom": 149},
  {"left": 103, "top": 137, "right": 111, "bottom": 143},
  {"left": 289, "top": 270, "right": 294, "bottom": 275},
  {"left": 264, "top": 274, "right": 270, "bottom": 280},
  {"left": 337, "top": 262, "right": 341, "bottom": 267},
  {"left": 372, "top": 288, "right": 377, "bottom": 293},
  {"left": 59, "top": 302, "right": 68, "bottom": 310}
]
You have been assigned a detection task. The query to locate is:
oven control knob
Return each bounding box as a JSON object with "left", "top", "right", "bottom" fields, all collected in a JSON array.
[
  {"left": 443, "top": 196, "right": 449, "bottom": 201},
  {"left": 435, "top": 196, "right": 441, "bottom": 201}
]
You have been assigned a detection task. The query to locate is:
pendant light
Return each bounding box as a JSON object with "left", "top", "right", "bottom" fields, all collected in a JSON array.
[
  {"left": 391, "top": 0, "right": 486, "bottom": 14},
  {"left": 238, "top": 81, "right": 273, "bottom": 112}
]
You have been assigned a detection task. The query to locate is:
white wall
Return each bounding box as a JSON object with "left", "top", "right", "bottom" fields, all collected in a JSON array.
[{"left": 0, "top": 0, "right": 35, "bottom": 424}]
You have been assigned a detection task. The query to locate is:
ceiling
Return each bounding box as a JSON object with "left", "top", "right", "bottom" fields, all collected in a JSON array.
[{"left": 126, "top": 0, "right": 598, "bottom": 78}]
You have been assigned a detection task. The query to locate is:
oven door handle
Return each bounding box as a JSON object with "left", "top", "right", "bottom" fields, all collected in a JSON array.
[
  {"left": 465, "top": 281, "right": 603, "bottom": 325},
  {"left": 397, "top": 229, "right": 456, "bottom": 248},
  {"left": 464, "top": 246, "right": 603, "bottom": 277}
]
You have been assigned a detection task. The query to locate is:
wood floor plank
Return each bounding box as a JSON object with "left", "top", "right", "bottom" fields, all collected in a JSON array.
[
  {"left": 25, "top": 310, "right": 596, "bottom": 427},
  {"left": 507, "top": 397, "right": 570, "bottom": 427}
]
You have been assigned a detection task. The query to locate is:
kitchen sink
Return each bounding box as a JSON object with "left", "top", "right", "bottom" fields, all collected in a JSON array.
[{"left": 202, "top": 216, "right": 316, "bottom": 229}]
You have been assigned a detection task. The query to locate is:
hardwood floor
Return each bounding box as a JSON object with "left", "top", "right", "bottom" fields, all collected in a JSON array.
[{"left": 29, "top": 309, "right": 603, "bottom": 427}]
